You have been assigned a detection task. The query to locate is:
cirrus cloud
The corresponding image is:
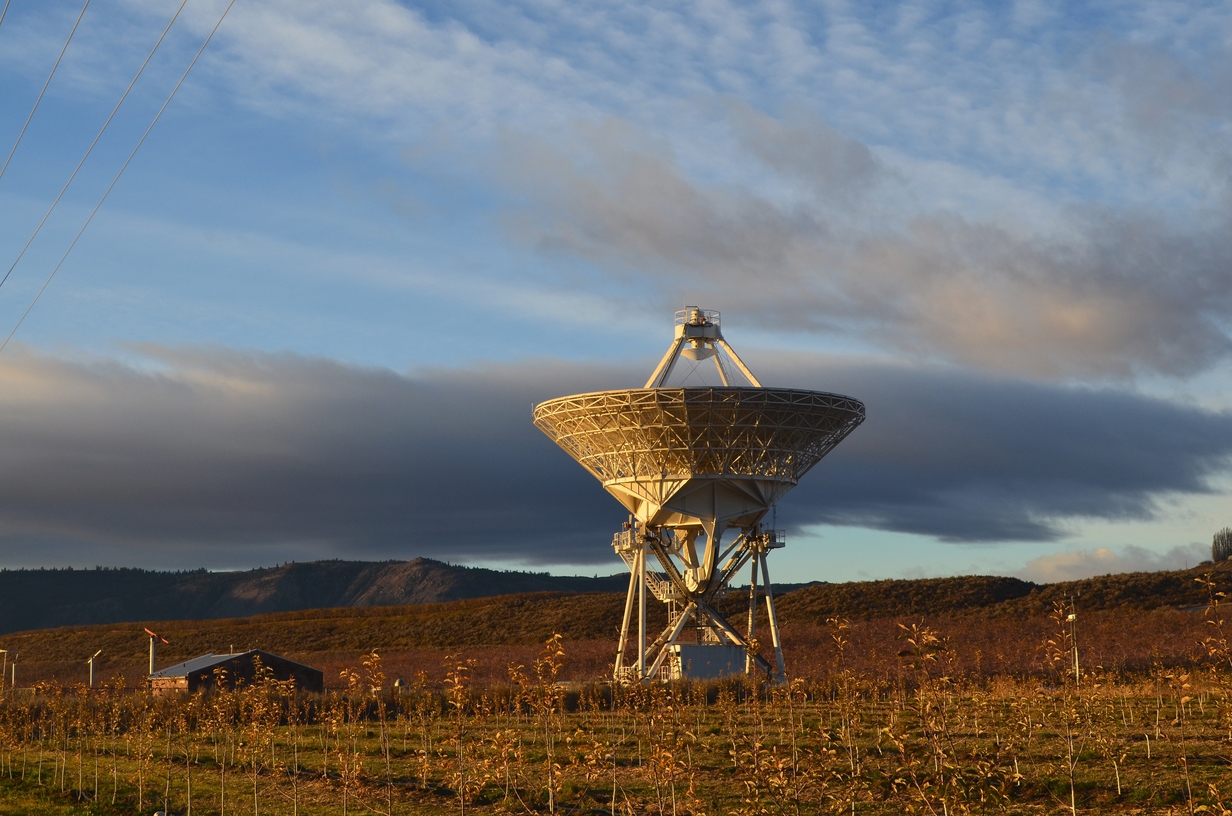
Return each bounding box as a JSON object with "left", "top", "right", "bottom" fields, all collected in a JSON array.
[{"left": 498, "top": 112, "right": 1232, "bottom": 380}]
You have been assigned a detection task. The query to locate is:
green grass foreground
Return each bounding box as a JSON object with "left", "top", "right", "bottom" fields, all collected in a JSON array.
[{"left": 4, "top": 601, "right": 1232, "bottom": 816}]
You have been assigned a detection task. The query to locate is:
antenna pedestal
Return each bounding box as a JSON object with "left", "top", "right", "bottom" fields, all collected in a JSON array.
[{"left": 612, "top": 521, "right": 786, "bottom": 683}]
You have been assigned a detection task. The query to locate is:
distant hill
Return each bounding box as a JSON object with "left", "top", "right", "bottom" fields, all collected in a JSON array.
[
  {"left": 774, "top": 574, "right": 1036, "bottom": 621},
  {"left": 9, "top": 560, "right": 1232, "bottom": 681},
  {"left": 6, "top": 558, "right": 1232, "bottom": 659},
  {"left": 0, "top": 559, "right": 630, "bottom": 635},
  {"left": 775, "top": 560, "right": 1232, "bottom": 622},
  {"left": 2, "top": 592, "right": 641, "bottom": 665}
]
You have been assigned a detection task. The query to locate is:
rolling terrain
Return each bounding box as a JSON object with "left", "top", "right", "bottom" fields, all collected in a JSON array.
[
  {"left": 5, "top": 559, "right": 1230, "bottom": 688},
  {"left": 773, "top": 559, "right": 1232, "bottom": 621},
  {"left": 0, "top": 558, "right": 630, "bottom": 634},
  {"left": 0, "top": 556, "right": 821, "bottom": 636}
]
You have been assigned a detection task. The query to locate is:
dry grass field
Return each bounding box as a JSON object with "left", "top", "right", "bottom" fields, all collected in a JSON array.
[
  {"left": 8, "top": 560, "right": 1231, "bottom": 691},
  {"left": 1, "top": 574, "right": 1232, "bottom": 815},
  {"left": 2, "top": 565, "right": 1232, "bottom": 814}
]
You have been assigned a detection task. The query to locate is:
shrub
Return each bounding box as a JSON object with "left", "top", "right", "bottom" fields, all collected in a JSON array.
[{"left": 1213, "top": 527, "right": 1232, "bottom": 563}]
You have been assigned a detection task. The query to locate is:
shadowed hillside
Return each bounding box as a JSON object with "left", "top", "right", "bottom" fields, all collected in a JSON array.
[
  {"left": 1, "top": 592, "right": 645, "bottom": 666},
  {"left": 7, "top": 560, "right": 1232, "bottom": 687},
  {"left": 995, "top": 562, "right": 1232, "bottom": 616},
  {"left": 6, "top": 559, "right": 1229, "bottom": 643},
  {"left": 775, "top": 560, "right": 1232, "bottom": 623},
  {"left": 774, "top": 574, "right": 1035, "bottom": 621},
  {"left": 0, "top": 559, "right": 628, "bottom": 635}
]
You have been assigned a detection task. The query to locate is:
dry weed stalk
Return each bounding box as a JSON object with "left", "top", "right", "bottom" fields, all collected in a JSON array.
[{"left": 4, "top": 606, "right": 1232, "bottom": 814}]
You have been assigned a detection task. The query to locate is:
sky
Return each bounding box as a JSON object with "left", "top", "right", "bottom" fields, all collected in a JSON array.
[{"left": 0, "top": 0, "right": 1231, "bottom": 584}]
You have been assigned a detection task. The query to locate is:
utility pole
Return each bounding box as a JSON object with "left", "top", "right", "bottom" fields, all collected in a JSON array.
[
  {"left": 1067, "top": 595, "right": 1079, "bottom": 685},
  {"left": 88, "top": 650, "right": 102, "bottom": 688},
  {"left": 144, "top": 628, "right": 167, "bottom": 676}
]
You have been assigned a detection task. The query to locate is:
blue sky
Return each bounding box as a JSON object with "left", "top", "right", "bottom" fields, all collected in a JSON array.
[{"left": 1, "top": 0, "right": 1231, "bottom": 583}]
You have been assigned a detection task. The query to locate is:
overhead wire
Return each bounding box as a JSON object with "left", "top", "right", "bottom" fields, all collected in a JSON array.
[
  {"left": 0, "top": 0, "right": 239, "bottom": 354},
  {"left": 0, "top": 0, "right": 11, "bottom": 28},
  {"left": 0, "top": 0, "right": 93, "bottom": 181},
  {"left": 0, "top": 0, "right": 192, "bottom": 294}
]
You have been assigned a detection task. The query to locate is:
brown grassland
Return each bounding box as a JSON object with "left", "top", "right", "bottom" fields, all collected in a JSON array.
[{"left": 2, "top": 567, "right": 1232, "bottom": 814}]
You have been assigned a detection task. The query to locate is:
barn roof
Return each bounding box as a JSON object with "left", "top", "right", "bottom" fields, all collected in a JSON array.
[{"left": 150, "top": 649, "right": 315, "bottom": 678}]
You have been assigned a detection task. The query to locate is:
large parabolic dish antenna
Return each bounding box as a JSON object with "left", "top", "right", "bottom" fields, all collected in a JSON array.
[{"left": 534, "top": 308, "right": 865, "bottom": 682}]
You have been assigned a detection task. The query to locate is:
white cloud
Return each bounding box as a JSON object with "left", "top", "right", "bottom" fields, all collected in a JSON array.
[
  {"left": 15, "top": 0, "right": 1220, "bottom": 240},
  {"left": 1018, "top": 542, "right": 1211, "bottom": 583},
  {"left": 10, "top": 1, "right": 1232, "bottom": 379},
  {"left": 92, "top": 0, "right": 1227, "bottom": 208},
  {"left": 496, "top": 119, "right": 1232, "bottom": 379},
  {"left": 81, "top": 0, "right": 1229, "bottom": 381}
]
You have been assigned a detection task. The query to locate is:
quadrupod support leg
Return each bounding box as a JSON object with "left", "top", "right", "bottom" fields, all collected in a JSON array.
[{"left": 611, "top": 524, "right": 786, "bottom": 684}]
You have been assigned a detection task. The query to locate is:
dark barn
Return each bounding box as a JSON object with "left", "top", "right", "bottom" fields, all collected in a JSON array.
[{"left": 149, "top": 649, "right": 323, "bottom": 693}]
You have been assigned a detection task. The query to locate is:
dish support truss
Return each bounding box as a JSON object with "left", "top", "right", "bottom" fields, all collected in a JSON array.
[
  {"left": 612, "top": 519, "right": 789, "bottom": 683},
  {"left": 533, "top": 387, "right": 865, "bottom": 684}
]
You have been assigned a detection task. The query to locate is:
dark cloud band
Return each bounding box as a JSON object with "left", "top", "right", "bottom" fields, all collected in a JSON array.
[
  {"left": 0, "top": 346, "right": 1229, "bottom": 567},
  {"left": 767, "top": 358, "right": 1232, "bottom": 541}
]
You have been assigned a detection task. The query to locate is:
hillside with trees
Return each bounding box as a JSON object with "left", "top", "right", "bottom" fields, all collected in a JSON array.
[{"left": 0, "top": 559, "right": 628, "bottom": 635}]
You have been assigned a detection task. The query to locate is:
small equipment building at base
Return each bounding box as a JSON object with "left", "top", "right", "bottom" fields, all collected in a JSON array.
[{"left": 149, "top": 649, "right": 323, "bottom": 694}]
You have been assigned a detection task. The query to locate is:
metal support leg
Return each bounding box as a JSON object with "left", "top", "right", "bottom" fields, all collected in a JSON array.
[
  {"left": 746, "top": 555, "right": 759, "bottom": 672},
  {"left": 614, "top": 562, "right": 639, "bottom": 679},
  {"left": 759, "top": 553, "right": 786, "bottom": 683},
  {"left": 694, "top": 600, "right": 773, "bottom": 675},
  {"left": 637, "top": 545, "right": 647, "bottom": 680},
  {"left": 645, "top": 602, "right": 697, "bottom": 680}
]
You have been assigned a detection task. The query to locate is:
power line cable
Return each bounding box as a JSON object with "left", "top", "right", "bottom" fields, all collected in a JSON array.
[
  {"left": 0, "top": 0, "right": 191, "bottom": 294},
  {"left": 0, "top": 0, "right": 93, "bottom": 181},
  {"left": 0, "top": 0, "right": 238, "bottom": 354},
  {"left": 0, "top": 0, "right": 12, "bottom": 28}
]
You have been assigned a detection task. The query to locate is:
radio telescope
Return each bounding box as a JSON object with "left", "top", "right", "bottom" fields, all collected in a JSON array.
[{"left": 533, "top": 307, "right": 865, "bottom": 682}]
